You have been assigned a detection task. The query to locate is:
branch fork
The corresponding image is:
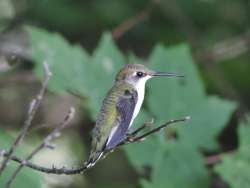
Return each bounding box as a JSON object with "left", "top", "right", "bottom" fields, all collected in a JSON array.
[
  {"left": 0, "top": 61, "right": 190, "bottom": 188},
  {"left": 1, "top": 115, "right": 190, "bottom": 176}
]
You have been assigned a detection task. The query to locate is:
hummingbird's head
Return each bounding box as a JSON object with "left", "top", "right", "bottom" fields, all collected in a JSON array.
[{"left": 115, "top": 64, "right": 183, "bottom": 87}]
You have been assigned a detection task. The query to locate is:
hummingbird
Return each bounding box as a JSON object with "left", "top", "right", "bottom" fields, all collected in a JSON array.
[{"left": 87, "top": 63, "right": 182, "bottom": 167}]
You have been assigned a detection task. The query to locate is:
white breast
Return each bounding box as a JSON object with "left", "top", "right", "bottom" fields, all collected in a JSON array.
[{"left": 129, "top": 75, "right": 151, "bottom": 128}]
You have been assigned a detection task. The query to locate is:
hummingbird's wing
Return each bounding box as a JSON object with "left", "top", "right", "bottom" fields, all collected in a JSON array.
[{"left": 105, "top": 89, "right": 138, "bottom": 150}]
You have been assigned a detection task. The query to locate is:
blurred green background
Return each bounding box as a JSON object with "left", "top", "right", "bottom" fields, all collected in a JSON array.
[{"left": 0, "top": 0, "right": 250, "bottom": 188}]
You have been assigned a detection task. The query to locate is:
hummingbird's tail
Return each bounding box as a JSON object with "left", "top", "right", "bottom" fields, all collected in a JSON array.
[{"left": 87, "top": 151, "right": 104, "bottom": 168}]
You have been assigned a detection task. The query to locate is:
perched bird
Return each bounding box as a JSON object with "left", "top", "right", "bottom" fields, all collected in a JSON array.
[{"left": 87, "top": 63, "right": 182, "bottom": 167}]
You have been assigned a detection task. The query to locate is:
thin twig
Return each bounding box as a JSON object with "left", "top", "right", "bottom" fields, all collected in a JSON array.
[
  {"left": 112, "top": 0, "right": 159, "bottom": 40},
  {"left": 4, "top": 107, "right": 75, "bottom": 188},
  {"left": 195, "top": 30, "right": 250, "bottom": 62},
  {"left": 122, "top": 116, "right": 190, "bottom": 144},
  {"left": 158, "top": 0, "right": 200, "bottom": 47},
  {"left": 0, "top": 62, "right": 52, "bottom": 175},
  {"left": 0, "top": 116, "right": 190, "bottom": 175},
  {"left": 205, "top": 154, "right": 222, "bottom": 166},
  {"left": 194, "top": 31, "right": 250, "bottom": 116},
  {"left": 205, "top": 150, "right": 236, "bottom": 166},
  {"left": 128, "top": 118, "right": 154, "bottom": 137}
]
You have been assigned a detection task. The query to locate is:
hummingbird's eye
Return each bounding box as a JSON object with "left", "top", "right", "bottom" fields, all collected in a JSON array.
[{"left": 136, "top": 71, "right": 144, "bottom": 77}]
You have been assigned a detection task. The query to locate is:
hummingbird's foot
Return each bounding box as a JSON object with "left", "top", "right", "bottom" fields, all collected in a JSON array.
[
  {"left": 124, "top": 133, "right": 146, "bottom": 143},
  {"left": 127, "top": 118, "right": 154, "bottom": 137},
  {"left": 124, "top": 135, "right": 136, "bottom": 143}
]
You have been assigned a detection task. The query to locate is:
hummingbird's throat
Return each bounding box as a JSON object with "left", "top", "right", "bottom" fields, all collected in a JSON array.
[{"left": 129, "top": 75, "right": 151, "bottom": 128}]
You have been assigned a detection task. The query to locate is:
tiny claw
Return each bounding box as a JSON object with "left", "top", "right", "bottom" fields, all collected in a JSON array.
[
  {"left": 138, "top": 138, "right": 146, "bottom": 142},
  {"left": 128, "top": 137, "right": 135, "bottom": 142},
  {"left": 148, "top": 118, "right": 154, "bottom": 125},
  {"left": 143, "top": 118, "right": 154, "bottom": 128}
]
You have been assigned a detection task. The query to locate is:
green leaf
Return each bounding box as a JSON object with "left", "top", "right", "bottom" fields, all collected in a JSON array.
[
  {"left": 147, "top": 44, "right": 236, "bottom": 150},
  {"left": 28, "top": 26, "right": 90, "bottom": 95},
  {"left": 0, "top": 0, "right": 14, "bottom": 19},
  {"left": 125, "top": 137, "right": 162, "bottom": 173},
  {"left": 148, "top": 44, "right": 205, "bottom": 121},
  {"left": 238, "top": 119, "right": 250, "bottom": 156},
  {"left": 141, "top": 143, "right": 210, "bottom": 188},
  {"left": 215, "top": 119, "right": 250, "bottom": 188},
  {"left": 26, "top": 28, "right": 236, "bottom": 188},
  {"left": 0, "top": 0, "right": 15, "bottom": 31},
  {"left": 178, "top": 96, "right": 236, "bottom": 150},
  {"left": 0, "top": 129, "right": 42, "bottom": 188},
  {"left": 28, "top": 27, "right": 125, "bottom": 118},
  {"left": 87, "top": 32, "right": 125, "bottom": 117},
  {"left": 125, "top": 44, "right": 235, "bottom": 187}
]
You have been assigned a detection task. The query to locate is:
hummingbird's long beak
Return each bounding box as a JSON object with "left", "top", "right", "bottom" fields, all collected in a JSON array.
[{"left": 151, "top": 71, "right": 184, "bottom": 77}]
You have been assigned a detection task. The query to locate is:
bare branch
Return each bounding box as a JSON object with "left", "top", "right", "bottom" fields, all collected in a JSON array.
[
  {"left": 112, "top": 0, "right": 159, "bottom": 40},
  {"left": 205, "top": 151, "right": 235, "bottom": 166},
  {"left": 195, "top": 30, "right": 250, "bottom": 62},
  {"left": 4, "top": 107, "right": 75, "bottom": 188},
  {"left": 0, "top": 150, "right": 88, "bottom": 175},
  {"left": 158, "top": 0, "right": 201, "bottom": 47},
  {"left": 205, "top": 154, "right": 222, "bottom": 166},
  {"left": 0, "top": 62, "right": 52, "bottom": 175},
  {"left": 0, "top": 116, "right": 190, "bottom": 175}
]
